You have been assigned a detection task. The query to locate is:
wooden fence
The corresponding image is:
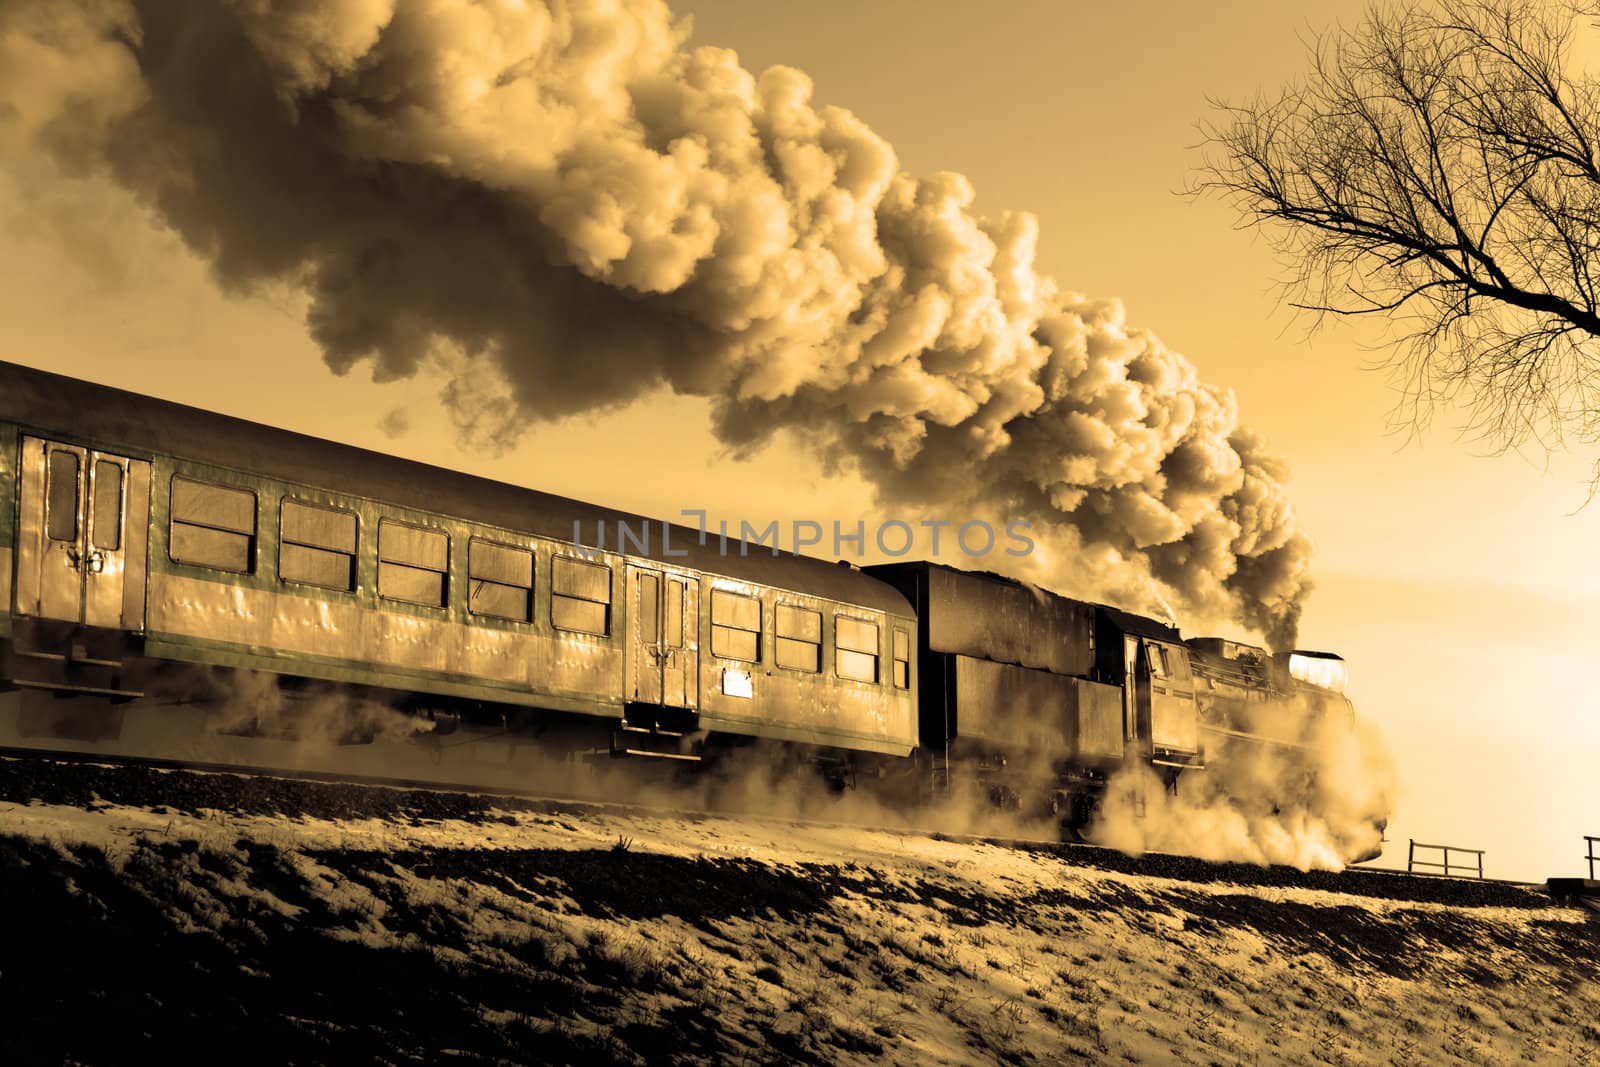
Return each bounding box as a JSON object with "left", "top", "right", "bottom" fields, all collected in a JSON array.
[{"left": 1407, "top": 839, "right": 1484, "bottom": 879}]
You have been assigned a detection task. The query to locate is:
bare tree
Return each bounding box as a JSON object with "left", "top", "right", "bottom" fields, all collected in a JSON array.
[{"left": 1195, "top": 0, "right": 1600, "bottom": 460}]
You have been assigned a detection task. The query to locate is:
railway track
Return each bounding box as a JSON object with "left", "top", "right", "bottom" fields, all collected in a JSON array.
[{"left": 0, "top": 746, "right": 1553, "bottom": 910}]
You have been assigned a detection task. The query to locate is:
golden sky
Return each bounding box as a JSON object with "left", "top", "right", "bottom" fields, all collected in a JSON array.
[{"left": 1, "top": 0, "right": 1595, "bottom": 879}]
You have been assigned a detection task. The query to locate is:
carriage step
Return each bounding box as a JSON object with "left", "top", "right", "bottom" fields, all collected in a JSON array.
[
  {"left": 71, "top": 647, "right": 126, "bottom": 669},
  {"left": 14, "top": 647, "right": 123, "bottom": 668},
  {"left": 3, "top": 645, "right": 142, "bottom": 701},
  {"left": 610, "top": 729, "right": 701, "bottom": 762},
  {"left": 13, "top": 678, "right": 145, "bottom": 700},
  {"left": 612, "top": 747, "right": 702, "bottom": 762},
  {"left": 10, "top": 620, "right": 132, "bottom": 669},
  {"left": 14, "top": 648, "right": 67, "bottom": 663},
  {"left": 619, "top": 723, "right": 688, "bottom": 739}
]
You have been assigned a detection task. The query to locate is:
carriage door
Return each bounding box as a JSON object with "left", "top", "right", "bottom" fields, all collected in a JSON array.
[
  {"left": 626, "top": 566, "right": 699, "bottom": 709},
  {"left": 17, "top": 437, "right": 150, "bottom": 630}
]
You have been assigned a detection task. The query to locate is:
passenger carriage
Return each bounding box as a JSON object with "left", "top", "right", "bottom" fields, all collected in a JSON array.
[{"left": 0, "top": 360, "right": 917, "bottom": 776}]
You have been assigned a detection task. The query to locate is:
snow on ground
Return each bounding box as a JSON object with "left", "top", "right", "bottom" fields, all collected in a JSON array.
[{"left": 0, "top": 762, "right": 1596, "bottom": 1065}]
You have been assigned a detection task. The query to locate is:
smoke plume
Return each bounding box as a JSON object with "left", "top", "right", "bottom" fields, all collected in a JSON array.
[{"left": 0, "top": 0, "right": 1312, "bottom": 644}]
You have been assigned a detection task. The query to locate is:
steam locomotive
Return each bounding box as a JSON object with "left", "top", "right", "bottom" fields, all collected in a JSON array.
[{"left": 0, "top": 360, "right": 1378, "bottom": 858}]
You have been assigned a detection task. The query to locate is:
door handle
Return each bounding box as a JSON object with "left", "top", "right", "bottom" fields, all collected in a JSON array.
[{"left": 64, "top": 547, "right": 106, "bottom": 573}]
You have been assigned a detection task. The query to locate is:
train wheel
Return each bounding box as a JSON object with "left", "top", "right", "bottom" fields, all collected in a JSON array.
[
  {"left": 1044, "top": 790, "right": 1073, "bottom": 820},
  {"left": 988, "top": 783, "right": 1021, "bottom": 811},
  {"left": 1060, "top": 793, "right": 1102, "bottom": 842}
]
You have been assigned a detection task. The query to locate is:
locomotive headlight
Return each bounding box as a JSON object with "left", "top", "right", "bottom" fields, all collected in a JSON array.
[{"left": 1287, "top": 652, "right": 1348, "bottom": 693}]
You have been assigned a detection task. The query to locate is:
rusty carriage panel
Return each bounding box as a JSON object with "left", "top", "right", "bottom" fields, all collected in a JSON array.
[{"left": 696, "top": 575, "right": 918, "bottom": 757}]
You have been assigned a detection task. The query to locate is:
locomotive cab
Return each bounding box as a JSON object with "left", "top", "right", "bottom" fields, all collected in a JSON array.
[
  {"left": 1094, "top": 607, "right": 1202, "bottom": 775},
  {"left": 1138, "top": 639, "right": 1201, "bottom": 767}
]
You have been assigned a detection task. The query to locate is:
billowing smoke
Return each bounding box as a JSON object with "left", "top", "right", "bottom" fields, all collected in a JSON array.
[
  {"left": 1088, "top": 695, "right": 1397, "bottom": 870},
  {"left": 0, "top": 0, "right": 1311, "bottom": 644}
]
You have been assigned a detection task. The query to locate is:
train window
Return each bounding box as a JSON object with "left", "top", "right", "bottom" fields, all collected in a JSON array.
[
  {"left": 892, "top": 626, "right": 911, "bottom": 690},
  {"left": 1147, "top": 644, "right": 1167, "bottom": 679},
  {"left": 280, "top": 499, "right": 357, "bottom": 592},
  {"left": 664, "top": 578, "right": 684, "bottom": 648},
  {"left": 91, "top": 461, "right": 123, "bottom": 551},
  {"left": 468, "top": 539, "right": 533, "bottom": 623},
  {"left": 835, "top": 615, "right": 879, "bottom": 684},
  {"left": 775, "top": 603, "right": 821, "bottom": 672},
  {"left": 1165, "top": 646, "right": 1191, "bottom": 682},
  {"left": 170, "top": 476, "right": 257, "bottom": 574},
  {"left": 552, "top": 555, "right": 612, "bottom": 635},
  {"left": 46, "top": 450, "right": 79, "bottom": 542},
  {"left": 378, "top": 519, "right": 448, "bottom": 608},
  {"left": 711, "top": 589, "right": 761, "bottom": 662},
  {"left": 637, "top": 573, "right": 660, "bottom": 643}
]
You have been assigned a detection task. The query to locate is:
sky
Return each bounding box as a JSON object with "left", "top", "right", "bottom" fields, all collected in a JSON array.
[{"left": 1, "top": 0, "right": 1596, "bottom": 880}]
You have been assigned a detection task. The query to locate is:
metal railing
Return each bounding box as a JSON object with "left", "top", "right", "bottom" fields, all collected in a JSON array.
[
  {"left": 1189, "top": 656, "right": 1270, "bottom": 692},
  {"left": 1407, "top": 839, "right": 1484, "bottom": 879},
  {"left": 1586, "top": 836, "right": 1598, "bottom": 881}
]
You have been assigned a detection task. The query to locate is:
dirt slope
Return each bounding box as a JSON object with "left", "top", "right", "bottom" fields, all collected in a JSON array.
[{"left": 0, "top": 760, "right": 1594, "bottom": 1066}]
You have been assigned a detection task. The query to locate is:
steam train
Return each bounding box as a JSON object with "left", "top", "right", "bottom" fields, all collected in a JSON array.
[{"left": 0, "top": 360, "right": 1377, "bottom": 857}]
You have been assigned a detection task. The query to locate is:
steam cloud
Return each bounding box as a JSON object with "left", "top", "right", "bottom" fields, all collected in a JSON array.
[
  {"left": 1089, "top": 694, "right": 1397, "bottom": 870},
  {"left": 0, "top": 0, "right": 1312, "bottom": 645}
]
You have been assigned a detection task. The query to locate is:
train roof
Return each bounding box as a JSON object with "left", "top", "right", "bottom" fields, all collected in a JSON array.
[
  {"left": 0, "top": 360, "right": 913, "bottom": 616},
  {"left": 1095, "top": 604, "right": 1183, "bottom": 643},
  {"left": 865, "top": 559, "right": 1184, "bottom": 643}
]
